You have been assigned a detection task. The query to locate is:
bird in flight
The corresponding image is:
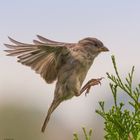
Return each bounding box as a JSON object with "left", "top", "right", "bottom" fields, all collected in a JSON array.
[{"left": 4, "top": 35, "right": 109, "bottom": 132}]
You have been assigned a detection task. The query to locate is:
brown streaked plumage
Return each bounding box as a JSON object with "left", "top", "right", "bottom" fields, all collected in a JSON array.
[{"left": 4, "top": 35, "right": 109, "bottom": 132}]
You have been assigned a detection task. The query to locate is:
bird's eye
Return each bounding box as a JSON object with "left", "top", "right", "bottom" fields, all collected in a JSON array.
[{"left": 94, "top": 43, "right": 98, "bottom": 47}]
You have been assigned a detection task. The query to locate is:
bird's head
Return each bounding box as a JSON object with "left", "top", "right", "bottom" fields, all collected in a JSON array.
[{"left": 78, "top": 37, "right": 109, "bottom": 54}]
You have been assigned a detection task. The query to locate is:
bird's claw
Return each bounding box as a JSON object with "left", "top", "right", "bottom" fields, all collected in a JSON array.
[{"left": 80, "top": 77, "right": 104, "bottom": 96}]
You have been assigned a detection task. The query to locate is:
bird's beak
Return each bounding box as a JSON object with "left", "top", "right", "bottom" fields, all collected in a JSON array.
[{"left": 99, "top": 46, "right": 109, "bottom": 52}]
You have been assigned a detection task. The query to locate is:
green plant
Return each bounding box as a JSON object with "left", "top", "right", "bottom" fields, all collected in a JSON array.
[
  {"left": 96, "top": 55, "right": 140, "bottom": 140},
  {"left": 73, "top": 56, "right": 140, "bottom": 140},
  {"left": 73, "top": 127, "right": 93, "bottom": 140}
]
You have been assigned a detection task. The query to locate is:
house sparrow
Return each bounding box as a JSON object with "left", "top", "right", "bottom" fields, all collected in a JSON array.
[{"left": 4, "top": 35, "right": 109, "bottom": 132}]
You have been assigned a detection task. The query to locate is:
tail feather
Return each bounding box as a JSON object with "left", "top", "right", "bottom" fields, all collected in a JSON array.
[{"left": 41, "top": 99, "right": 62, "bottom": 132}]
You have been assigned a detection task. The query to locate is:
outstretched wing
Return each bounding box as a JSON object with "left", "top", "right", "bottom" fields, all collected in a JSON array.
[{"left": 4, "top": 35, "right": 73, "bottom": 83}]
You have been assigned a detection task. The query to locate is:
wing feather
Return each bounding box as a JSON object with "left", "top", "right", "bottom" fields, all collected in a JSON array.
[
  {"left": 37, "top": 35, "right": 65, "bottom": 44},
  {"left": 4, "top": 36, "right": 72, "bottom": 83},
  {"left": 8, "top": 36, "right": 31, "bottom": 45},
  {"left": 33, "top": 40, "right": 45, "bottom": 45}
]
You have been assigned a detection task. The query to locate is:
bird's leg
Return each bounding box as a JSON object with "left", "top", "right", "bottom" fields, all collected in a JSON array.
[{"left": 77, "top": 77, "right": 104, "bottom": 96}]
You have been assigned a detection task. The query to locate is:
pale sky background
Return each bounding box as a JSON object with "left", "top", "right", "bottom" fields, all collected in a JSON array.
[{"left": 0, "top": 0, "right": 140, "bottom": 140}]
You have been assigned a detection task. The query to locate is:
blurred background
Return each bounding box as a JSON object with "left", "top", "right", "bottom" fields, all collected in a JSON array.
[{"left": 0, "top": 0, "right": 140, "bottom": 139}]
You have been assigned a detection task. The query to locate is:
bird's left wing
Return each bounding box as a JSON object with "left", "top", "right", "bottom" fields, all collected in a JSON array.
[{"left": 4, "top": 35, "right": 73, "bottom": 83}]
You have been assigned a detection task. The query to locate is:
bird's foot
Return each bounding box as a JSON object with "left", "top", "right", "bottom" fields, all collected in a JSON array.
[{"left": 80, "top": 77, "right": 104, "bottom": 96}]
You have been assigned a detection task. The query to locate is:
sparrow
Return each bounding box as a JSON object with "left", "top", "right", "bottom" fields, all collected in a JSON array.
[{"left": 4, "top": 35, "right": 109, "bottom": 132}]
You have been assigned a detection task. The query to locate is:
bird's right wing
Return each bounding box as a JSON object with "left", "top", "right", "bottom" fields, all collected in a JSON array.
[{"left": 4, "top": 35, "right": 73, "bottom": 83}]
